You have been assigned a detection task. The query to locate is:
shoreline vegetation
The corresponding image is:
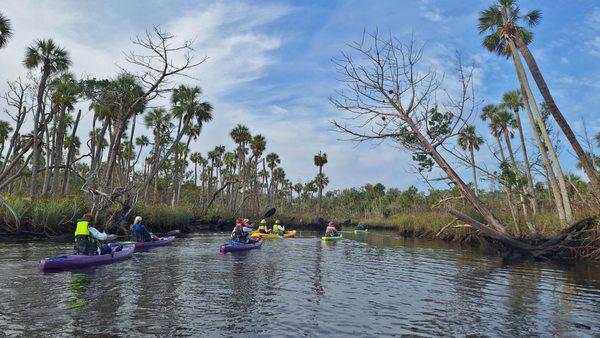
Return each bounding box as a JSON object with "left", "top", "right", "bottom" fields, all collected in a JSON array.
[{"left": 0, "top": 1, "right": 600, "bottom": 262}]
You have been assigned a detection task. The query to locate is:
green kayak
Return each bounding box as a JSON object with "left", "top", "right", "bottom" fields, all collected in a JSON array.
[
  {"left": 354, "top": 229, "right": 368, "bottom": 234},
  {"left": 322, "top": 234, "right": 343, "bottom": 241}
]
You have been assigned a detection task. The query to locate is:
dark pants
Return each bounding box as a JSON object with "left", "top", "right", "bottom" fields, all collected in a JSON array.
[{"left": 74, "top": 236, "right": 100, "bottom": 255}]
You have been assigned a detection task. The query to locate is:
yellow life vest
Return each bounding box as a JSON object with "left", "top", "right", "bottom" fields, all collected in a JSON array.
[
  {"left": 258, "top": 225, "right": 267, "bottom": 232},
  {"left": 273, "top": 224, "right": 279, "bottom": 233},
  {"left": 74, "top": 220, "right": 90, "bottom": 236}
]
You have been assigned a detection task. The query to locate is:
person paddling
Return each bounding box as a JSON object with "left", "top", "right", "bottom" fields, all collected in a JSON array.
[
  {"left": 357, "top": 224, "right": 366, "bottom": 231},
  {"left": 130, "top": 216, "right": 155, "bottom": 242},
  {"left": 275, "top": 220, "right": 285, "bottom": 236},
  {"left": 257, "top": 219, "right": 268, "bottom": 233},
  {"left": 325, "top": 221, "right": 339, "bottom": 237},
  {"left": 231, "top": 219, "right": 250, "bottom": 243},
  {"left": 74, "top": 213, "right": 111, "bottom": 255}
]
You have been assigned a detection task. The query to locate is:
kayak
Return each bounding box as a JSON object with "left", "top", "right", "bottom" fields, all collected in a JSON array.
[
  {"left": 250, "top": 230, "right": 297, "bottom": 239},
  {"left": 354, "top": 229, "right": 368, "bottom": 234},
  {"left": 39, "top": 244, "right": 135, "bottom": 272},
  {"left": 220, "top": 239, "right": 263, "bottom": 253},
  {"left": 111, "top": 236, "right": 175, "bottom": 252},
  {"left": 321, "top": 234, "right": 343, "bottom": 241}
]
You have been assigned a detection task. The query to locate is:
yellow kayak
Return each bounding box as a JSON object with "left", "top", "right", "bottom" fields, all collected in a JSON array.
[{"left": 250, "top": 230, "right": 297, "bottom": 239}]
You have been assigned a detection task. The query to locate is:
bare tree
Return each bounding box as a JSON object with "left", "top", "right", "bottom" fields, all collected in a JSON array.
[
  {"left": 86, "top": 26, "right": 207, "bottom": 223},
  {"left": 329, "top": 31, "right": 533, "bottom": 245}
]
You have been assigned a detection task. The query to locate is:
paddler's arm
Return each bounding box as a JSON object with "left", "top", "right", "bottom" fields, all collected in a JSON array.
[{"left": 89, "top": 226, "right": 108, "bottom": 241}]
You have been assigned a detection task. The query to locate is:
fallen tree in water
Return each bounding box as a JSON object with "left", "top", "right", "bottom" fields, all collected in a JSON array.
[{"left": 330, "top": 31, "right": 599, "bottom": 260}]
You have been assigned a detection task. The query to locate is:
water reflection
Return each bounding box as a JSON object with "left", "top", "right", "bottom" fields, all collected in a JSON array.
[{"left": 0, "top": 231, "right": 599, "bottom": 336}]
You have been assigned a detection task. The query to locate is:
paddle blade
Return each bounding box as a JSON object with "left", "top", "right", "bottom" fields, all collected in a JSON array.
[{"left": 263, "top": 208, "right": 276, "bottom": 219}]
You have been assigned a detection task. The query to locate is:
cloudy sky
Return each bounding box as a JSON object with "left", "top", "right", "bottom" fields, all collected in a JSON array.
[{"left": 0, "top": 0, "right": 598, "bottom": 191}]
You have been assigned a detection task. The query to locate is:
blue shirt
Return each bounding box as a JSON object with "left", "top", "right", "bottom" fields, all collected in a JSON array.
[{"left": 133, "top": 223, "right": 144, "bottom": 232}]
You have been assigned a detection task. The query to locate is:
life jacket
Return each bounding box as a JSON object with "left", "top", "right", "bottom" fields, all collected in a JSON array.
[
  {"left": 258, "top": 225, "right": 267, "bottom": 233},
  {"left": 273, "top": 224, "right": 279, "bottom": 233},
  {"left": 74, "top": 220, "right": 90, "bottom": 236}
]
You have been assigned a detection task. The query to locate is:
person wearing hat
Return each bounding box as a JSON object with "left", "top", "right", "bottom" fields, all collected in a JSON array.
[
  {"left": 130, "top": 216, "right": 154, "bottom": 242},
  {"left": 257, "top": 219, "right": 268, "bottom": 233},
  {"left": 242, "top": 219, "right": 254, "bottom": 233}
]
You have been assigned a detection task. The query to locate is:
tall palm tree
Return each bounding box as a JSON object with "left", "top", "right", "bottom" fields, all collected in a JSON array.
[
  {"left": 49, "top": 72, "right": 79, "bottom": 196},
  {"left": 314, "top": 151, "right": 328, "bottom": 218},
  {"left": 190, "top": 152, "right": 203, "bottom": 186},
  {"left": 503, "top": 1, "right": 600, "bottom": 199},
  {"left": 458, "top": 125, "right": 484, "bottom": 196},
  {"left": 0, "top": 12, "right": 13, "bottom": 48},
  {"left": 24, "top": 38, "right": 71, "bottom": 200},
  {"left": 0, "top": 120, "right": 14, "bottom": 168},
  {"left": 143, "top": 86, "right": 212, "bottom": 193},
  {"left": 479, "top": 1, "right": 572, "bottom": 224},
  {"left": 266, "top": 152, "right": 280, "bottom": 198},
  {"left": 502, "top": 89, "right": 537, "bottom": 213}
]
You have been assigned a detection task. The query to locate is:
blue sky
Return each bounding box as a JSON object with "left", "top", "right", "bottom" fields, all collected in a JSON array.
[{"left": 0, "top": 0, "right": 598, "bottom": 192}]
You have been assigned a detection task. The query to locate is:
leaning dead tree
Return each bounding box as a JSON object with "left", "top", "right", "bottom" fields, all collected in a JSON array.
[
  {"left": 330, "top": 31, "right": 597, "bottom": 258},
  {"left": 84, "top": 26, "right": 207, "bottom": 224}
]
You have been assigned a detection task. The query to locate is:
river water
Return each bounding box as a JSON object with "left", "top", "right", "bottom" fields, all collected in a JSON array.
[{"left": 1, "top": 231, "right": 599, "bottom": 337}]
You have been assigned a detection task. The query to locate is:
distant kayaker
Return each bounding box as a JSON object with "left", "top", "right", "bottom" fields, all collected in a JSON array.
[
  {"left": 74, "top": 213, "right": 111, "bottom": 255},
  {"left": 273, "top": 220, "right": 281, "bottom": 234},
  {"left": 231, "top": 219, "right": 250, "bottom": 243},
  {"left": 276, "top": 220, "right": 285, "bottom": 236},
  {"left": 257, "top": 219, "right": 268, "bottom": 233},
  {"left": 357, "top": 224, "right": 366, "bottom": 231},
  {"left": 131, "top": 216, "right": 154, "bottom": 242},
  {"left": 325, "top": 221, "right": 339, "bottom": 237},
  {"left": 243, "top": 218, "right": 253, "bottom": 230}
]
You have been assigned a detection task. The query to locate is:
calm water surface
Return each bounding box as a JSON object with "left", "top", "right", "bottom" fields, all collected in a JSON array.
[{"left": 1, "top": 231, "right": 599, "bottom": 337}]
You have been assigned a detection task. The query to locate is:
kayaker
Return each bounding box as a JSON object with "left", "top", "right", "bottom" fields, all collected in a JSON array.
[
  {"left": 231, "top": 219, "right": 249, "bottom": 243},
  {"left": 131, "top": 216, "right": 154, "bottom": 242},
  {"left": 357, "top": 224, "right": 366, "bottom": 231},
  {"left": 273, "top": 220, "right": 281, "bottom": 234},
  {"left": 257, "top": 219, "right": 268, "bottom": 233},
  {"left": 325, "top": 221, "right": 339, "bottom": 237},
  {"left": 276, "top": 221, "right": 285, "bottom": 236},
  {"left": 74, "top": 213, "right": 111, "bottom": 255},
  {"left": 243, "top": 218, "right": 254, "bottom": 231}
]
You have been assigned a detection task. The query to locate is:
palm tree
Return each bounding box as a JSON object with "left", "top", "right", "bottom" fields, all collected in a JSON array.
[
  {"left": 190, "top": 152, "right": 203, "bottom": 186},
  {"left": 0, "top": 12, "right": 13, "bottom": 48},
  {"left": 502, "top": 90, "right": 537, "bottom": 213},
  {"left": 503, "top": 1, "right": 600, "bottom": 200},
  {"left": 144, "top": 107, "right": 173, "bottom": 196},
  {"left": 24, "top": 38, "right": 71, "bottom": 200},
  {"left": 143, "top": 85, "right": 212, "bottom": 194},
  {"left": 314, "top": 151, "right": 328, "bottom": 218},
  {"left": 479, "top": 1, "right": 572, "bottom": 224},
  {"left": 458, "top": 125, "right": 484, "bottom": 196},
  {"left": 266, "top": 152, "right": 280, "bottom": 198},
  {"left": 49, "top": 72, "right": 79, "bottom": 196}
]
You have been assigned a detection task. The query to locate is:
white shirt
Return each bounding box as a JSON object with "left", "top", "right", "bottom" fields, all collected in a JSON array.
[{"left": 89, "top": 226, "right": 108, "bottom": 241}]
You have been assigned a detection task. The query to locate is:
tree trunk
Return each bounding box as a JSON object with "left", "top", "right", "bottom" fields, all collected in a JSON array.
[
  {"left": 507, "top": 38, "right": 572, "bottom": 224},
  {"left": 513, "top": 106, "right": 538, "bottom": 214},
  {"left": 41, "top": 121, "right": 52, "bottom": 195},
  {"left": 62, "top": 109, "right": 81, "bottom": 197},
  {"left": 516, "top": 37, "right": 600, "bottom": 202},
  {"left": 503, "top": 130, "right": 528, "bottom": 217},
  {"left": 510, "top": 50, "right": 566, "bottom": 225},
  {"left": 51, "top": 104, "right": 68, "bottom": 197},
  {"left": 470, "top": 147, "right": 479, "bottom": 197},
  {"left": 30, "top": 70, "right": 50, "bottom": 200}
]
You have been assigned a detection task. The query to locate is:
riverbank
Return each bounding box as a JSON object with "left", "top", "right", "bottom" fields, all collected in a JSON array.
[{"left": 1, "top": 196, "right": 598, "bottom": 261}]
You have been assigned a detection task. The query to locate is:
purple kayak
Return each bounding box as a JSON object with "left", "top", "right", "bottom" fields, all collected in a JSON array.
[
  {"left": 220, "top": 239, "right": 263, "bottom": 253},
  {"left": 112, "top": 236, "right": 175, "bottom": 252},
  {"left": 39, "top": 244, "right": 135, "bottom": 272}
]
